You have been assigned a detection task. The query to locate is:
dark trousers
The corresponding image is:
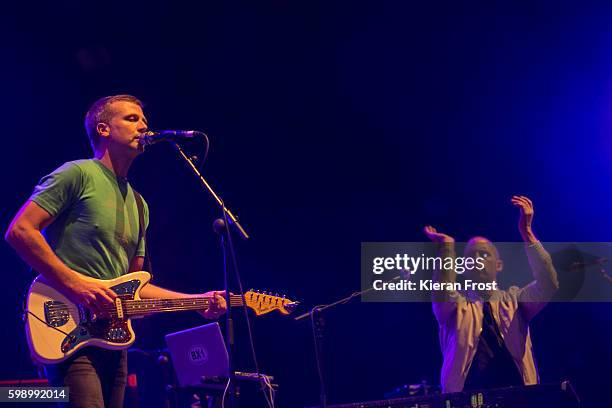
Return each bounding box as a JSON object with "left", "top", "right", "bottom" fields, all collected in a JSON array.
[{"left": 45, "top": 348, "right": 127, "bottom": 408}]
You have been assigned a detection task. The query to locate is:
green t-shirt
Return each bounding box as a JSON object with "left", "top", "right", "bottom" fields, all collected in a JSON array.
[{"left": 29, "top": 159, "right": 149, "bottom": 280}]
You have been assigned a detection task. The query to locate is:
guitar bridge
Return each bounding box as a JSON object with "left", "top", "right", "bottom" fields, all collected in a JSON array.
[{"left": 43, "top": 301, "right": 69, "bottom": 327}]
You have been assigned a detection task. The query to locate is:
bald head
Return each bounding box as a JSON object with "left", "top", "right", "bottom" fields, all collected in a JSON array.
[
  {"left": 464, "top": 236, "right": 502, "bottom": 283},
  {"left": 466, "top": 236, "right": 500, "bottom": 259}
]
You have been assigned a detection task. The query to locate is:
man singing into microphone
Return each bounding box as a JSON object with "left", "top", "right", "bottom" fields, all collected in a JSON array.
[{"left": 5, "top": 95, "right": 227, "bottom": 408}]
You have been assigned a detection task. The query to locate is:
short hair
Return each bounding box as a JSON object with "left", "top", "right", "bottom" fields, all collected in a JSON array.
[{"left": 84, "top": 95, "right": 143, "bottom": 152}]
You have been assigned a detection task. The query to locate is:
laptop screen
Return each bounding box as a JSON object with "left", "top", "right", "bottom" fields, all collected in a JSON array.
[{"left": 165, "top": 322, "right": 230, "bottom": 387}]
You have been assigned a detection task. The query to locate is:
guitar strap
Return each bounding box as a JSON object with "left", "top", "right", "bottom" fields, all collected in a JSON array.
[{"left": 133, "top": 190, "right": 153, "bottom": 274}]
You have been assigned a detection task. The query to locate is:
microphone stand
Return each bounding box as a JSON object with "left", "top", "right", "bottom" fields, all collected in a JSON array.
[
  {"left": 173, "top": 143, "right": 249, "bottom": 240},
  {"left": 173, "top": 142, "right": 250, "bottom": 408},
  {"left": 214, "top": 219, "right": 235, "bottom": 407},
  {"left": 295, "top": 276, "right": 401, "bottom": 408}
]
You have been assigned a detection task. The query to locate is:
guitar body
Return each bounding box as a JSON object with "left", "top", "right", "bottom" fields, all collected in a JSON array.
[{"left": 25, "top": 271, "right": 151, "bottom": 364}]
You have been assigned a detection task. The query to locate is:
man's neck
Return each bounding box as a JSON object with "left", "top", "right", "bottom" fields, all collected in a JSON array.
[
  {"left": 94, "top": 149, "right": 135, "bottom": 179},
  {"left": 466, "top": 289, "right": 496, "bottom": 302}
]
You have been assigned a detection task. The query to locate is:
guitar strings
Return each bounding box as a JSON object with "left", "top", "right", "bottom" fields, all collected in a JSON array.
[
  {"left": 45, "top": 294, "right": 288, "bottom": 313},
  {"left": 44, "top": 299, "right": 247, "bottom": 318},
  {"left": 43, "top": 293, "right": 291, "bottom": 321}
]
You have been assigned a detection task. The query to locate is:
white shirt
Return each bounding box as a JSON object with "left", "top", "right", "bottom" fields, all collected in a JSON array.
[{"left": 433, "top": 242, "right": 558, "bottom": 393}]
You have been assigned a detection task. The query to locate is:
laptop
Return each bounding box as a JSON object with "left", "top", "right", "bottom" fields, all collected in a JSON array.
[{"left": 165, "top": 322, "right": 230, "bottom": 387}]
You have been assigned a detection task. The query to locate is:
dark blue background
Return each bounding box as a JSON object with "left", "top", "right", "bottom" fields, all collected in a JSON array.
[{"left": 1, "top": 1, "right": 611, "bottom": 406}]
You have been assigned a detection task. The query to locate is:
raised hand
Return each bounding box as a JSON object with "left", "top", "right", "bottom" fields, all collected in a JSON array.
[
  {"left": 424, "top": 225, "right": 455, "bottom": 243},
  {"left": 511, "top": 195, "right": 537, "bottom": 243}
]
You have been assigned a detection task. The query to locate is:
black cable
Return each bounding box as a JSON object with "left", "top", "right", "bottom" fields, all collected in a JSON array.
[
  {"left": 221, "top": 203, "right": 274, "bottom": 407},
  {"left": 198, "top": 132, "right": 210, "bottom": 171},
  {"left": 310, "top": 306, "right": 327, "bottom": 408},
  {"left": 25, "top": 310, "right": 74, "bottom": 339},
  {"left": 22, "top": 309, "right": 78, "bottom": 386},
  {"left": 182, "top": 131, "right": 210, "bottom": 172}
]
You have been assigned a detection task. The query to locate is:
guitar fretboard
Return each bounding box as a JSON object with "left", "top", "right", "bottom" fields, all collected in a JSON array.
[{"left": 120, "top": 295, "right": 245, "bottom": 316}]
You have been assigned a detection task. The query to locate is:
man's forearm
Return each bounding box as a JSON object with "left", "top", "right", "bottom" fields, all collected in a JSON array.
[
  {"left": 433, "top": 242, "right": 457, "bottom": 284},
  {"left": 5, "top": 224, "right": 81, "bottom": 291},
  {"left": 525, "top": 241, "right": 559, "bottom": 293},
  {"left": 432, "top": 242, "right": 457, "bottom": 303},
  {"left": 520, "top": 227, "right": 538, "bottom": 244},
  {"left": 520, "top": 225, "right": 558, "bottom": 291}
]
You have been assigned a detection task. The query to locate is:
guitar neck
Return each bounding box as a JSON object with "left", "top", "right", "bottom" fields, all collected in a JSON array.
[{"left": 123, "top": 295, "right": 244, "bottom": 317}]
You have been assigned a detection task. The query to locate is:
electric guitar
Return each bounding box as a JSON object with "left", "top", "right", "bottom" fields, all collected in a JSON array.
[{"left": 25, "top": 271, "right": 298, "bottom": 364}]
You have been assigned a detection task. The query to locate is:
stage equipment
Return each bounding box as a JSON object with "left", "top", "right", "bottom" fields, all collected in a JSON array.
[{"left": 310, "top": 381, "right": 580, "bottom": 408}]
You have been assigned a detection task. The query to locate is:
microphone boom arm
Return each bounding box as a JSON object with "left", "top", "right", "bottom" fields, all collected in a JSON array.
[{"left": 173, "top": 142, "right": 250, "bottom": 239}]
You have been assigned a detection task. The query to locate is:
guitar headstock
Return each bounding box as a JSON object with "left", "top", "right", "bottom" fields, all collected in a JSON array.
[{"left": 242, "top": 290, "right": 298, "bottom": 316}]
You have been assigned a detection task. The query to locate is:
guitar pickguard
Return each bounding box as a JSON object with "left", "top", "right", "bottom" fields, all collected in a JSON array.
[
  {"left": 60, "top": 279, "right": 142, "bottom": 353},
  {"left": 110, "top": 279, "right": 142, "bottom": 296}
]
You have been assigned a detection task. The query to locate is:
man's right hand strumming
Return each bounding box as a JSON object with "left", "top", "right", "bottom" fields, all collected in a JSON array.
[{"left": 63, "top": 275, "right": 118, "bottom": 315}]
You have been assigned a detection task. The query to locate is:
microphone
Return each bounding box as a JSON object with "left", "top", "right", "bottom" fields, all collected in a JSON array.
[
  {"left": 139, "top": 130, "right": 206, "bottom": 146},
  {"left": 569, "top": 257, "right": 608, "bottom": 271}
]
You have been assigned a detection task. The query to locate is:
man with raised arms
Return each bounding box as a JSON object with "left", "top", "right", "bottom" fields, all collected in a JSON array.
[{"left": 423, "top": 196, "right": 558, "bottom": 393}]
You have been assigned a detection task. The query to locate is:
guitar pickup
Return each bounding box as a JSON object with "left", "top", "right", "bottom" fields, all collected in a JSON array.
[{"left": 115, "top": 298, "right": 124, "bottom": 320}]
